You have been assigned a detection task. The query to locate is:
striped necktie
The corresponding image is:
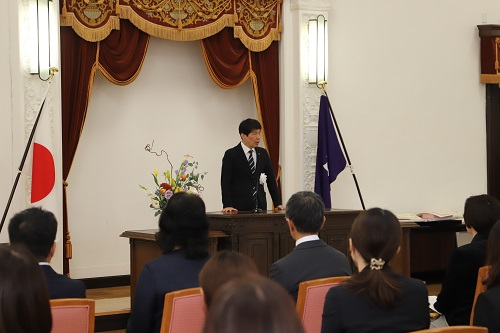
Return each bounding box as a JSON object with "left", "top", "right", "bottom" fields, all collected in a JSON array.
[
  {"left": 248, "top": 150, "right": 256, "bottom": 174},
  {"left": 249, "top": 150, "right": 258, "bottom": 209}
]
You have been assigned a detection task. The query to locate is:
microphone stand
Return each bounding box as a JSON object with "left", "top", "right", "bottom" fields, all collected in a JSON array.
[
  {"left": 0, "top": 72, "right": 56, "bottom": 234},
  {"left": 319, "top": 82, "right": 366, "bottom": 210},
  {"left": 253, "top": 176, "right": 262, "bottom": 213}
]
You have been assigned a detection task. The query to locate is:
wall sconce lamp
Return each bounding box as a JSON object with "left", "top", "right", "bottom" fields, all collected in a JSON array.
[
  {"left": 30, "top": 0, "right": 53, "bottom": 81},
  {"left": 308, "top": 15, "right": 327, "bottom": 87}
]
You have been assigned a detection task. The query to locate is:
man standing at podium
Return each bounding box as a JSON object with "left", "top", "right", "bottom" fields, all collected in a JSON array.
[{"left": 221, "top": 118, "right": 284, "bottom": 213}]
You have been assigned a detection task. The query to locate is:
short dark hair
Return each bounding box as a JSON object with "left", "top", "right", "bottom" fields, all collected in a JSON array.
[
  {"left": 238, "top": 118, "right": 261, "bottom": 136},
  {"left": 156, "top": 192, "right": 209, "bottom": 260},
  {"left": 203, "top": 275, "right": 304, "bottom": 333},
  {"left": 463, "top": 194, "right": 500, "bottom": 236},
  {"left": 199, "top": 251, "right": 258, "bottom": 307},
  {"left": 285, "top": 191, "right": 325, "bottom": 234},
  {"left": 8, "top": 207, "right": 57, "bottom": 261},
  {"left": 0, "top": 245, "right": 52, "bottom": 333}
]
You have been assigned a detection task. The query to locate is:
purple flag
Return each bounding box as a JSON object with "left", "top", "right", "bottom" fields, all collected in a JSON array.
[{"left": 314, "top": 95, "right": 347, "bottom": 208}]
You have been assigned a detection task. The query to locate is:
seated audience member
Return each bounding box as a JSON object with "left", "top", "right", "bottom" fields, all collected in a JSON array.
[
  {"left": 473, "top": 220, "right": 500, "bottom": 331},
  {"left": 8, "top": 207, "right": 86, "bottom": 299},
  {"left": 127, "top": 192, "right": 211, "bottom": 333},
  {"left": 321, "top": 208, "right": 429, "bottom": 333},
  {"left": 0, "top": 245, "right": 52, "bottom": 333},
  {"left": 203, "top": 274, "right": 304, "bottom": 333},
  {"left": 199, "top": 250, "right": 258, "bottom": 307},
  {"left": 434, "top": 194, "right": 500, "bottom": 326},
  {"left": 270, "top": 191, "right": 351, "bottom": 302}
]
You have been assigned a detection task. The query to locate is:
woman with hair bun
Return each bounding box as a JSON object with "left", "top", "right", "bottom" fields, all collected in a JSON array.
[{"left": 321, "top": 208, "right": 429, "bottom": 333}]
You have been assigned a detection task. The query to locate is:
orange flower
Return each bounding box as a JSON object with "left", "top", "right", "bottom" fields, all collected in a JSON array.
[{"left": 181, "top": 174, "right": 187, "bottom": 181}]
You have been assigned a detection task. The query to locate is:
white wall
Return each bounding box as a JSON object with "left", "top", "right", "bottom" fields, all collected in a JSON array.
[
  {"left": 324, "top": 0, "right": 500, "bottom": 213},
  {"left": 67, "top": 38, "right": 257, "bottom": 277},
  {"left": 0, "top": 0, "right": 24, "bottom": 243}
]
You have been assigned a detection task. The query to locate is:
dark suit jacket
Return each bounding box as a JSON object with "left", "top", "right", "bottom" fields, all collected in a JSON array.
[
  {"left": 221, "top": 144, "right": 281, "bottom": 211},
  {"left": 269, "top": 239, "right": 351, "bottom": 302},
  {"left": 126, "top": 250, "right": 209, "bottom": 333},
  {"left": 40, "top": 264, "right": 86, "bottom": 299},
  {"left": 473, "top": 284, "right": 500, "bottom": 332},
  {"left": 434, "top": 233, "right": 488, "bottom": 326},
  {"left": 321, "top": 273, "right": 430, "bottom": 333}
]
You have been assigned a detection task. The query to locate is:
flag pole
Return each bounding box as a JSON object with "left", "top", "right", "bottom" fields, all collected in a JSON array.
[
  {"left": 319, "top": 82, "right": 365, "bottom": 210},
  {"left": 0, "top": 69, "right": 57, "bottom": 234}
]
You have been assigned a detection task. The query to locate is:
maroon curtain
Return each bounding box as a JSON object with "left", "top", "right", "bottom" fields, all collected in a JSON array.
[
  {"left": 250, "top": 41, "right": 280, "bottom": 181},
  {"left": 60, "top": 26, "right": 98, "bottom": 274},
  {"left": 60, "top": 23, "right": 149, "bottom": 274},
  {"left": 202, "top": 28, "right": 280, "bottom": 184},
  {"left": 98, "top": 20, "right": 150, "bottom": 84}
]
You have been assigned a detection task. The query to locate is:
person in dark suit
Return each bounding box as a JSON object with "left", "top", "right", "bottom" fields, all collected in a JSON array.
[
  {"left": 434, "top": 194, "right": 500, "bottom": 326},
  {"left": 321, "top": 208, "right": 430, "bottom": 333},
  {"left": 126, "top": 192, "right": 210, "bottom": 333},
  {"left": 269, "top": 191, "right": 351, "bottom": 302},
  {"left": 473, "top": 220, "right": 500, "bottom": 332},
  {"left": 221, "top": 118, "right": 284, "bottom": 212},
  {"left": 8, "top": 207, "right": 86, "bottom": 299}
]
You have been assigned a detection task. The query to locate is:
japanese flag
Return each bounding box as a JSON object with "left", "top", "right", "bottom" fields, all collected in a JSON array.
[{"left": 30, "top": 95, "right": 56, "bottom": 207}]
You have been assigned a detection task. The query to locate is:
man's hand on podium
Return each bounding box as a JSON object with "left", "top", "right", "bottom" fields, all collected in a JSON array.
[
  {"left": 222, "top": 207, "right": 238, "bottom": 213},
  {"left": 275, "top": 205, "right": 285, "bottom": 210}
]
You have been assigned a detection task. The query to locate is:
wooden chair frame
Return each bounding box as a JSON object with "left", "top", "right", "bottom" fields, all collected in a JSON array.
[
  {"left": 296, "top": 276, "right": 350, "bottom": 317},
  {"left": 159, "top": 287, "right": 205, "bottom": 333},
  {"left": 49, "top": 298, "right": 95, "bottom": 333},
  {"left": 296, "top": 276, "right": 350, "bottom": 333},
  {"left": 410, "top": 326, "right": 488, "bottom": 333},
  {"left": 470, "top": 265, "right": 490, "bottom": 325}
]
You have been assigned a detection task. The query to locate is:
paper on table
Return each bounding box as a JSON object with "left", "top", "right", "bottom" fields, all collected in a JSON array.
[{"left": 428, "top": 295, "right": 441, "bottom": 314}]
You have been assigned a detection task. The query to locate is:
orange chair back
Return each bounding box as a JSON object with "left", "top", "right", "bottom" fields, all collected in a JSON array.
[
  {"left": 296, "top": 276, "right": 350, "bottom": 333},
  {"left": 470, "top": 265, "right": 490, "bottom": 325},
  {"left": 410, "top": 326, "right": 488, "bottom": 333},
  {"left": 50, "top": 298, "right": 95, "bottom": 333},
  {"left": 159, "top": 287, "right": 206, "bottom": 333}
]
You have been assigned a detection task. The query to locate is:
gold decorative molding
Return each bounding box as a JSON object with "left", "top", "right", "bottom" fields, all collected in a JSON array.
[{"left": 61, "top": 0, "right": 282, "bottom": 51}]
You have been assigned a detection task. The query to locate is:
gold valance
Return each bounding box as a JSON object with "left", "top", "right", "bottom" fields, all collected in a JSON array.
[{"left": 60, "top": 0, "right": 282, "bottom": 52}]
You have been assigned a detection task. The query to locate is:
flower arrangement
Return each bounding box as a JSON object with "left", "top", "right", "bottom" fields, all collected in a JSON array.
[{"left": 140, "top": 149, "right": 207, "bottom": 216}]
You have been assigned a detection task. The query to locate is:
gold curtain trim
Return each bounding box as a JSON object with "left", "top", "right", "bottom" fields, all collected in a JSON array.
[
  {"left": 200, "top": 40, "right": 250, "bottom": 89},
  {"left": 119, "top": 7, "right": 234, "bottom": 41},
  {"left": 97, "top": 36, "right": 151, "bottom": 86},
  {"left": 60, "top": 13, "right": 120, "bottom": 42},
  {"left": 480, "top": 74, "right": 500, "bottom": 84},
  {"left": 233, "top": 26, "right": 280, "bottom": 52},
  {"left": 65, "top": 231, "right": 73, "bottom": 260}
]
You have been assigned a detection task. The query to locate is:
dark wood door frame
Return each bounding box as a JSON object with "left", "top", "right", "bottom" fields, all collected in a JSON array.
[{"left": 486, "top": 84, "right": 500, "bottom": 200}]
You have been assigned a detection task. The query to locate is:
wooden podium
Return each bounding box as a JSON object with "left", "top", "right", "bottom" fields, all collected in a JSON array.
[
  {"left": 121, "top": 209, "right": 462, "bottom": 305},
  {"left": 206, "top": 210, "right": 361, "bottom": 275}
]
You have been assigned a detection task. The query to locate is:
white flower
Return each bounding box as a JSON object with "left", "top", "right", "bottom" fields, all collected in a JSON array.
[
  {"left": 259, "top": 173, "right": 267, "bottom": 185},
  {"left": 151, "top": 199, "right": 160, "bottom": 209},
  {"left": 187, "top": 186, "right": 198, "bottom": 194}
]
